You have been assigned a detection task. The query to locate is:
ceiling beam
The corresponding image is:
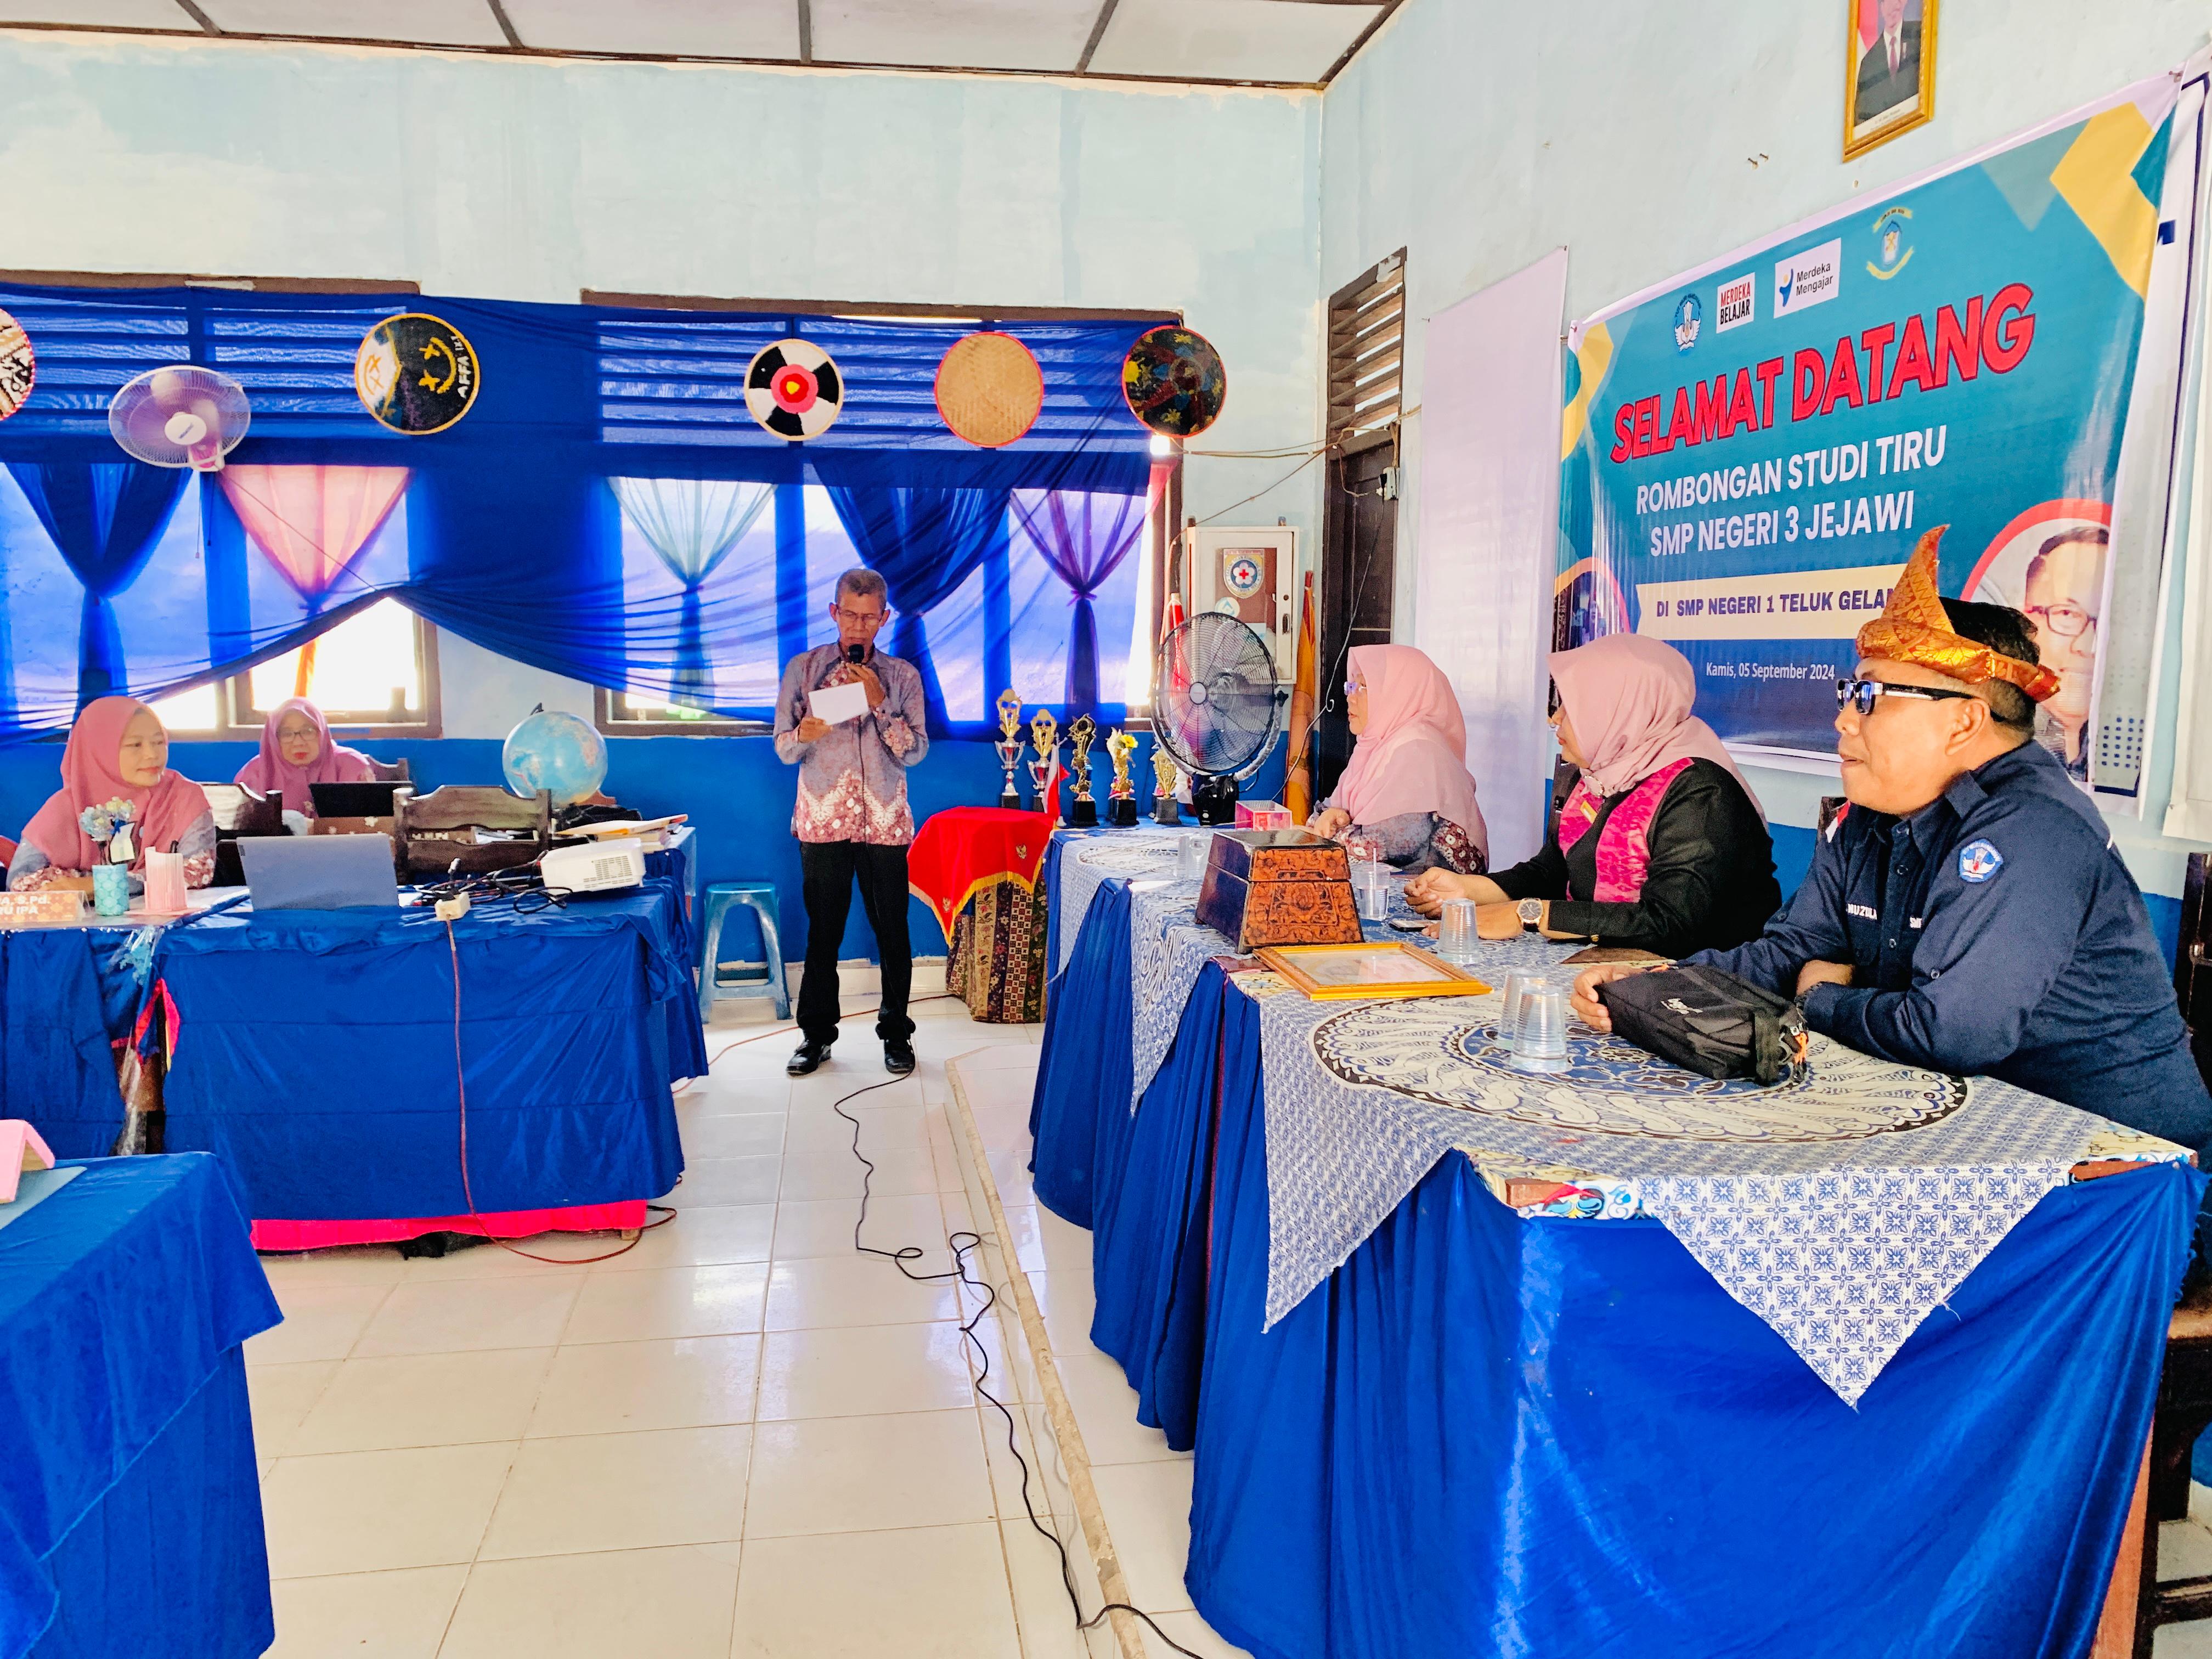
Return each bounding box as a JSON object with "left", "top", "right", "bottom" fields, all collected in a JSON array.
[
  {"left": 171, "top": 0, "right": 220, "bottom": 33},
  {"left": 1317, "top": 0, "right": 1402, "bottom": 83},
  {"left": 484, "top": 0, "right": 523, "bottom": 48},
  {"left": 1076, "top": 0, "right": 1117, "bottom": 72}
]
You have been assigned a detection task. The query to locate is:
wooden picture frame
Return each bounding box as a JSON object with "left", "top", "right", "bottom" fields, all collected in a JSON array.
[
  {"left": 1254, "top": 941, "right": 1491, "bottom": 1001},
  {"left": 1842, "top": 0, "right": 1937, "bottom": 162}
]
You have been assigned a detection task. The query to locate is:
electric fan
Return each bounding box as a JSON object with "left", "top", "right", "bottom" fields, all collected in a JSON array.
[
  {"left": 108, "top": 365, "right": 251, "bottom": 472},
  {"left": 1151, "top": 611, "right": 1287, "bottom": 825}
]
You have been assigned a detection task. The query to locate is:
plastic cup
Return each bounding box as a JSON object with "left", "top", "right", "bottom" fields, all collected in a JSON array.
[
  {"left": 1437, "top": 898, "right": 1478, "bottom": 963},
  {"left": 1511, "top": 984, "right": 1571, "bottom": 1074},
  {"left": 1178, "top": 832, "right": 1210, "bottom": 882},
  {"left": 1356, "top": 862, "right": 1390, "bottom": 921},
  {"left": 1500, "top": 970, "right": 1540, "bottom": 1052}
]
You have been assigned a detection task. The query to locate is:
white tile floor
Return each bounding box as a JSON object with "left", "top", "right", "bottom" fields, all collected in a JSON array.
[{"left": 249, "top": 995, "right": 1193, "bottom": 1659}]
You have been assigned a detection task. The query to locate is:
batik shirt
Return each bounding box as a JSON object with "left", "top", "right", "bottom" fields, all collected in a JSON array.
[{"left": 772, "top": 644, "right": 929, "bottom": 845}]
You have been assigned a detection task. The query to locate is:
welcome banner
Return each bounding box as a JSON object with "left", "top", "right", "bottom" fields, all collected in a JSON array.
[{"left": 1559, "top": 71, "right": 2186, "bottom": 770}]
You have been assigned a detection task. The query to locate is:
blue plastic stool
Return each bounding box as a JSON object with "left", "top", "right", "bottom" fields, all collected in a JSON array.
[{"left": 698, "top": 881, "right": 791, "bottom": 1021}]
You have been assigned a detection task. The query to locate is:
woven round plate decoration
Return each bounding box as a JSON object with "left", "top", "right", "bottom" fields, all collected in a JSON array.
[
  {"left": 934, "top": 331, "right": 1045, "bottom": 448},
  {"left": 1121, "top": 324, "right": 1226, "bottom": 439},
  {"left": 355, "top": 313, "right": 481, "bottom": 435},
  {"left": 0, "top": 309, "right": 35, "bottom": 422},
  {"left": 745, "top": 338, "right": 844, "bottom": 439}
]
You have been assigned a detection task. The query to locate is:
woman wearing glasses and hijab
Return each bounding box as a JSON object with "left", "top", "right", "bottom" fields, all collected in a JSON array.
[
  {"left": 1406, "top": 632, "right": 1779, "bottom": 957},
  {"left": 1305, "top": 644, "right": 1488, "bottom": 875}
]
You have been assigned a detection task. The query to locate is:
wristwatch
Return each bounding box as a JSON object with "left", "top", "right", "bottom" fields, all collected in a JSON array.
[{"left": 1516, "top": 898, "right": 1544, "bottom": 929}]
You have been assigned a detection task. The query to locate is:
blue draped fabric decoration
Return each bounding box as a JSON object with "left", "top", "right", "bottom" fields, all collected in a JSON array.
[
  {"left": 3, "top": 462, "right": 189, "bottom": 710},
  {"left": 1011, "top": 488, "right": 1147, "bottom": 712},
  {"left": 825, "top": 484, "right": 1011, "bottom": 735},
  {"left": 0, "top": 283, "right": 1166, "bottom": 742}
]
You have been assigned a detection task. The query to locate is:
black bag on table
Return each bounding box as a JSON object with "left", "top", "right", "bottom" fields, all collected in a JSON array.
[{"left": 1594, "top": 963, "right": 1807, "bottom": 1086}]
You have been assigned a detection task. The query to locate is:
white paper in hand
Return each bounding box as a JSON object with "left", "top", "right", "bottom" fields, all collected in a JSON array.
[{"left": 810, "top": 680, "right": 871, "bottom": 726}]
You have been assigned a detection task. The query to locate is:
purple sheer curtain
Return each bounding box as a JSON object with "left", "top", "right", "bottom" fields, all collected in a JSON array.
[{"left": 1009, "top": 490, "right": 1145, "bottom": 712}]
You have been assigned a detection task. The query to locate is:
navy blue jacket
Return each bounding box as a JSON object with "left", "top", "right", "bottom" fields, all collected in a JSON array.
[{"left": 1691, "top": 740, "right": 2212, "bottom": 1153}]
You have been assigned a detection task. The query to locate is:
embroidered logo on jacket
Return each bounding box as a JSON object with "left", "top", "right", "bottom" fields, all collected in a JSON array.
[{"left": 1956, "top": 840, "right": 2003, "bottom": 883}]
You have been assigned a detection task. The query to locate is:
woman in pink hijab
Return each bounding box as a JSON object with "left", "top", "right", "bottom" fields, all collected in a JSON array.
[
  {"left": 1406, "top": 633, "right": 1779, "bottom": 957},
  {"left": 1307, "top": 644, "right": 1488, "bottom": 873},
  {"left": 10, "top": 697, "right": 216, "bottom": 892},
  {"left": 235, "top": 698, "right": 379, "bottom": 816}
]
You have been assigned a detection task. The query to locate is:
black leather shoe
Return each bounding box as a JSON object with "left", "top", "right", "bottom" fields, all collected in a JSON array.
[
  {"left": 884, "top": 1041, "right": 917, "bottom": 1076},
  {"left": 787, "top": 1039, "right": 833, "bottom": 1076}
]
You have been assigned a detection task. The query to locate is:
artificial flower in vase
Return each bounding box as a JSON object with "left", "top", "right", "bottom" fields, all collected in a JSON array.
[{"left": 80, "top": 798, "right": 139, "bottom": 866}]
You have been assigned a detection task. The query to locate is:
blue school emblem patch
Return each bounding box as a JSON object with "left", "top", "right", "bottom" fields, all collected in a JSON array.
[{"left": 1957, "top": 839, "right": 2003, "bottom": 883}]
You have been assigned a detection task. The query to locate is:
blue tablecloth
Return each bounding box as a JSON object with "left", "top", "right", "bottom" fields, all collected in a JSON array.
[
  {"left": 0, "top": 1154, "right": 280, "bottom": 1659},
  {"left": 646, "top": 827, "right": 710, "bottom": 1081},
  {"left": 152, "top": 886, "right": 692, "bottom": 1220},
  {"left": 1060, "top": 957, "right": 2200, "bottom": 1658},
  {"left": 0, "top": 928, "right": 140, "bottom": 1159}
]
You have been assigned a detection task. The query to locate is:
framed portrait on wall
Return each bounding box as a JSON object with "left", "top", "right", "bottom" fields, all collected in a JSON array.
[{"left": 1843, "top": 0, "right": 1937, "bottom": 160}]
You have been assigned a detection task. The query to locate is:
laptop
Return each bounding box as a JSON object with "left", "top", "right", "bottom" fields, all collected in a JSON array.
[
  {"left": 238, "top": 833, "right": 401, "bottom": 911},
  {"left": 309, "top": 781, "right": 404, "bottom": 819}
]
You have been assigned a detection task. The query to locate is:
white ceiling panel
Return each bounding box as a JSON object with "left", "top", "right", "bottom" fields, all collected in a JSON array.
[
  {"left": 0, "top": 0, "right": 200, "bottom": 25},
  {"left": 501, "top": 0, "right": 799, "bottom": 59},
  {"left": 812, "top": 0, "right": 1098, "bottom": 73},
  {"left": 194, "top": 0, "right": 509, "bottom": 46},
  {"left": 1088, "top": 0, "right": 1377, "bottom": 83}
]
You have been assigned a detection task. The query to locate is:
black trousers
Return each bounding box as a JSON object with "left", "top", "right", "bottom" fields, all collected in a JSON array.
[{"left": 797, "top": 840, "right": 914, "bottom": 1046}]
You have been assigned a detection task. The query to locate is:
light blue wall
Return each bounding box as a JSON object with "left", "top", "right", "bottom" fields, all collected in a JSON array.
[
  {"left": 1321, "top": 0, "right": 2212, "bottom": 919},
  {"left": 0, "top": 31, "right": 1324, "bottom": 955}
]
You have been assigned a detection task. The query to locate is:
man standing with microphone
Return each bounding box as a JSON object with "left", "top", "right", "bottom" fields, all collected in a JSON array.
[{"left": 773, "top": 567, "right": 928, "bottom": 1077}]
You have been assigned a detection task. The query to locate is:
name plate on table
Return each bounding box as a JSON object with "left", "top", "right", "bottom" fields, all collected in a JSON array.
[
  {"left": 1195, "top": 828, "right": 1363, "bottom": 951},
  {"left": 0, "top": 889, "right": 87, "bottom": 927}
]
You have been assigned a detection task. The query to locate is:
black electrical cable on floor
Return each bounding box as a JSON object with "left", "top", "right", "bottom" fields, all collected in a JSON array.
[{"left": 828, "top": 1070, "right": 1207, "bottom": 1659}]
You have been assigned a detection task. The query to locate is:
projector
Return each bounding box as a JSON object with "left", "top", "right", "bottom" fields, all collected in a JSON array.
[{"left": 540, "top": 837, "right": 648, "bottom": 894}]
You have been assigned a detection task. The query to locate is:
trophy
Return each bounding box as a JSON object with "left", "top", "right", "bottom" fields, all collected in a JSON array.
[
  {"left": 1029, "top": 710, "right": 1062, "bottom": 827},
  {"left": 994, "top": 689, "right": 1025, "bottom": 809},
  {"left": 1105, "top": 730, "right": 1140, "bottom": 827},
  {"left": 1150, "top": 747, "right": 1183, "bottom": 825},
  {"left": 1066, "top": 714, "right": 1098, "bottom": 828}
]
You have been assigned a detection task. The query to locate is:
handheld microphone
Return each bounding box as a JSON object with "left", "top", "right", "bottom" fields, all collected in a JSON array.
[{"left": 845, "top": 644, "right": 866, "bottom": 665}]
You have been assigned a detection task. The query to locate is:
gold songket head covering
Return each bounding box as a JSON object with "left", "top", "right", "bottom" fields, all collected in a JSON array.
[{"left": 1853, "top": 527, "right": 2061, "bottom": 703}]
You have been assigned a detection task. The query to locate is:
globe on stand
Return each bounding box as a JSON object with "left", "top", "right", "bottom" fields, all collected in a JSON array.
[{"left": 502, "top": 709, "right": 609, "bottom": 809}]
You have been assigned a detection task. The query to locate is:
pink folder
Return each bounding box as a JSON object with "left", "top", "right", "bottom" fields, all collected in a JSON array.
[{"left": 0, "top": 1121, "right": 56, "bottom": 1204}]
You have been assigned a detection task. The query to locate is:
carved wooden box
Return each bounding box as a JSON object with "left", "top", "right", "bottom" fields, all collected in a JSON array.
[{"left": 1194, "top": 829, "right": 1363, "bottom": 951}]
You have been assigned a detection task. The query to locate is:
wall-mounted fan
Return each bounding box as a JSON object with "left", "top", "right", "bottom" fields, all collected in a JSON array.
[
  {"left": 1150, "top": 611, "right": 1287, "bottom": 825},
  {"left": 108, "top": 365, "right": 251, "bottom": 472}
]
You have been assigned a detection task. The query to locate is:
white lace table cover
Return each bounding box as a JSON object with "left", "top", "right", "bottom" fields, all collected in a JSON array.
[
  {"left": 1053, "top": 830, "right": 1186, "bottom": 975},
  {"left": 1238, "top": 958, "right": 2187, "bottom": 1403}
]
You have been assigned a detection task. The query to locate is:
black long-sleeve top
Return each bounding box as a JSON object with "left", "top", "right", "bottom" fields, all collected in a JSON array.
[{"left": 1488, "top": 758, "right": 1779, "bottom": 957}]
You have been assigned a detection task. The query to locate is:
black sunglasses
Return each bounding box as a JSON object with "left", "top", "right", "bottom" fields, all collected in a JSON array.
[{"left": 1834, "top": 676, "right": 1980, "bottom": 716}]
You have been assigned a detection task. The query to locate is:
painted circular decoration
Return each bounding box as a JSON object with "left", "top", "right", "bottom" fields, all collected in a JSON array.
[
  {"left": 1121, "top": 325, "right": 1226, "bottom": 440},
  {"left": 935, "top": 331, "right": 1044, "bottom": 448},
  {"left": 1310, "top": 1000, "right": 1968, "bottom": 1143},
  {"left": 0, "top": 309, "right": 33, "bottom": 422},
  {"left": 356, "top": 313, "right": 481, "bottom": 435},
  {"left": 746, "top": 338, "right": 844, "bottom": 440}
]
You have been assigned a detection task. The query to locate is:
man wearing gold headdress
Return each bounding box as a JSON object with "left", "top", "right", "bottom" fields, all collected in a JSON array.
[{"left": 1575, "top": 528, "right": 2211, "bottom": 1168}]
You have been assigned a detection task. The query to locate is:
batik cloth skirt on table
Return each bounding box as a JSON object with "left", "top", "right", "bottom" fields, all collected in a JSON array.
[{"left": 947, "top": 879, "right": 1047, "bottom": 1023}]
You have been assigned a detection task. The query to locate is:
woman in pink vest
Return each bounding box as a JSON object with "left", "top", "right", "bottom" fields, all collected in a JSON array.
[{"left": 1407, "top": 634, "right": 1778, "bottom": 956}]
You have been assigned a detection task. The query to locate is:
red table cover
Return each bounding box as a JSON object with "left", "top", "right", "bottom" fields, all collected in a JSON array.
[{"left": 909, "top": 806, "right": 1054, "bottom": 943}]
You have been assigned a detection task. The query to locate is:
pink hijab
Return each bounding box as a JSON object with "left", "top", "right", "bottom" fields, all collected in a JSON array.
[
  {"left": 1549, "top": 634, "right": 1764, "bottom": 819},
  {"left": 234, "top": 698, "right": 377, "bottom": 814},
  {"left": 21, "top": 696, "right": 212, "bottom": 871},
  {"left": 1334, "top": 645, "right": 1489, "bottom": 858}
]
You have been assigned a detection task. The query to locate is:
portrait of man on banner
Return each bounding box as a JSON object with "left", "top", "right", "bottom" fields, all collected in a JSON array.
[
  {"left": 1965, "top": 512, "right": 2112, "bottom": 786},
  {"left": 1844, "top": 0, "right": 1937, "bottom": 160}
]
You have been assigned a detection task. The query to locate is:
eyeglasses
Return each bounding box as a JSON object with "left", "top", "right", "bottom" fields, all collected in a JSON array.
[
  {"left": 1834, "top": 677, "right": 1982, "bottom": 716},
  {"left": 2026, "top": 602, "right": 2095, "bottom": 639},
  {"left": 1343, "top": 679, "right": 1364, "bottom": 698},
  {"left": 833, "top": 606, "right": 889, "bottom": 628}
]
